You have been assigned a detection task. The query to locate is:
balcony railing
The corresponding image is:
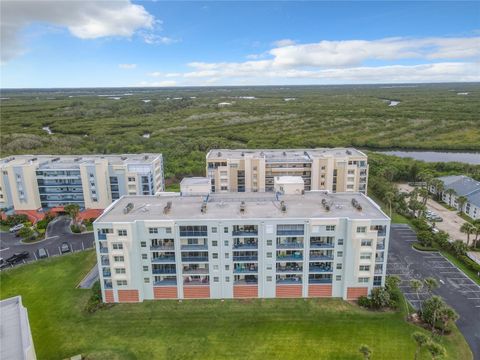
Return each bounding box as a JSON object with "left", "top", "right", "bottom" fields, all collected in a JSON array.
[
  {"left": 181, "top": 244, "right": 208, "bottom": 251},
  {"left": 277, "top": 242, "right": 304, "bottom": 249},
  {"left": 233, "top": 255, "right": 258, "bottom": 261},
  {"left": 184, "top": 280, "right": 210, "bottom": 286},
  {"left": 150, "top": 245, "right": 175, "bottom": 251},
  {"left": 182, "top": 256, "right": 208, "bottom": 262},
  {"left": 102, "top": 272, "right": 111, "bottom": 277},
  {"left": 183, "top": 268, "right": 209, "bottom": 274},
  {"left": 309, "top": 255, "right": 334, "bottom": 261},
  {"left": 152, "top": 256, "right": 176, "bottom": 263},
  {"left": 376, "top": 257, "right": 385, "bottom": 263},
  {"left": 310, "top": 242, "right": 334, "bottom": 249},
  {"left": 309, "top": 278, "right": 332, "bottom": 284},
  {"left": 101, "top": 260, "right": 110, "bottom": 266},
  {"left": 376, "top": 243, "right": 385, "bottom": 250},
  {"left": 276, "top": 254, "right": 303, "bottom": 261},
  {"left": 232, "top": 231, "right": 258, "bottom": 236},
  {"left": 309, "top": 266, "right": 333, "bottom": 273},
  {"left": 277, "top": 230, "right": 304, "bottom": 236},
  {"left": 234, "top": 279, "right": 258, "bottom": 285},
  {"left": 98, "top": 233, "right": 107, "bottom": 240},
  {"left": 152, "top": 269, "right": 176, "bottom": 275},
  {"left": 153, "top": 279, "right": 177, "bottom": 286},
  {"left": 276, "top": 278, "right": 302, "bottom": 284},
  {"left": 276, "top": 266, "right": 303, "bottom": 273},
  {"left": 233, "top": 267, "right": 258, "bottom": 274},
  {"left": 233, "top": 243, "right": 258, "bottom": 250},
  {"left": 179, "top": 231, "right": 208, "bottom": 237},
  {"left": 99, "top": 247, "right": 108, "bottom": 254}
]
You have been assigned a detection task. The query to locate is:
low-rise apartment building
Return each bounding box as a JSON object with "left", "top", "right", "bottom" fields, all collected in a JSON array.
[
  {"left": 0, "top": 154, "right": 164, "bottom": 212},
  {"left": 94, "top": 191, "right": 389, "bottom": 302},
  {"left": 431, "top": 175, "right": 480, "bottom": 220},
  {"left": 206, "top": 148, "right": 368, "bottom": 194}
]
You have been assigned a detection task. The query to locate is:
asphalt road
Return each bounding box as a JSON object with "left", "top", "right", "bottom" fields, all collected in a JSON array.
[
  {"left": 387, "top": 224, "right": 480, "bottom": 360},
  {"left": 0, "top": 216, "right": 95, "bottom": 268}
]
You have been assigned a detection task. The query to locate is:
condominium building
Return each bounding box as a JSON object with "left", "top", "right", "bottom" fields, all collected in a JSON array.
[
  {"left": 94, "top": 191, "right": 389, "bottom": 303},
  {"left": 206, "top": 148, "right": 368, "bottom": 194},
  {"left": 0, "top": 154, "right": 164, "bottom": 212}
]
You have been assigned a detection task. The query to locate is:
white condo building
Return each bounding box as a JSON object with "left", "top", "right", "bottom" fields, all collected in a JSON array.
[{"left": 94, "top": 190, "right": 390, "bottom": 302}]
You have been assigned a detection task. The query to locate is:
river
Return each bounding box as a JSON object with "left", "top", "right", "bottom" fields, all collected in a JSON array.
[{"left": 377, "top": 150, "right": 480, "bottom": 165}]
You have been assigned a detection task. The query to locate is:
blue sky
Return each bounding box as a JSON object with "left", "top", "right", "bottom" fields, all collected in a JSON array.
[{"left": 1, "top": 1, "right": 479, "bottom": 88}]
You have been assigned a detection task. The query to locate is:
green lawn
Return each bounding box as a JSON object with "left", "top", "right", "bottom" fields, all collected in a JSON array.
[{"left": 0, "top": 251, "right": 472, "bottom": 360}]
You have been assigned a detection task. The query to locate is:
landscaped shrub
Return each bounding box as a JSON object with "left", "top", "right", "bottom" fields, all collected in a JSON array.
[
  {"left": 1, "top": 214, "right": 29, "bottom": 226},
  {"left": 71, "top": 224, "right": 82, "bottom": 233},
  {"left": 84, "top": 281, "right": 111, "bottom": 313},
  {"left": 357, "top": 296, "right": 371, "bottom": 308}
]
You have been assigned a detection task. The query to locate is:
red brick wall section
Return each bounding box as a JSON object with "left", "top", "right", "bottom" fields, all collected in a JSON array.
[
  {"left": 117, "top": 290, "right": 140, "bottom": 303},
  {"left": 233, "top": 285, "right": 258, "bottom": 298},
  {"left": 104, "top": 290, "right": 114, "bottom": 303},
  {"left": 183, "top": 286, "right": 210, "bottom": 299},
  {"left": 276, "top": 285, "right": 302, "bottom": 298},
  {"left": 308, "top": 285, "right": 332, "bottom": 298},
  {"left": 347, "top": 287, "right": 368, "bottom": 300},
  {"left": 154, "top": 286, "right": 178, "bottom": 299}
]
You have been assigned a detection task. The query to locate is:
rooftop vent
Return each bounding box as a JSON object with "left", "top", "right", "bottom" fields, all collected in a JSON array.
[
  {"left": 144, "top": 155, "right": 149, "bottom": 160},
  {"left": 201, "top": 201, "right": 207, "bottom": 214},
  {"left": 240, "top": 201, "right": 246, "bottom": 214},
  {"left": 260, "top": 151, "right": 265, "bottom": 157},
  {"left": 217, "top": 151, "right": 222, "bottom": 157},
  {"left": 282, "top": 151, "right": 287, "bottom": 156},
  {"left": 74, "top": 157, "right": 82, "bottom": 162},
  {"left": 346, "top": 150, "right": 352, "bottom": 155},
  {"left": 351, "top": 198, "right": 362, "bottom": 211},
  {"left": 51, "top": 157, "right": 60, "bottom": 162},
  {"left": 280, "top": 200, "right": 287, "bottom": 213},
  {"left": 29, "top": 157, "right": 37, "bottom": 163},
  {"left": 123, "top": 202, "right": 134, "bottom": 214},
  {"left": 321, "top": 198, "right": 331, "bottom": 211},
  {"left": 241, "top": 152, "right": 244, "bottom": 157},
  {"left": 163, "top": 201, "right": 172, "bottom": 214}
]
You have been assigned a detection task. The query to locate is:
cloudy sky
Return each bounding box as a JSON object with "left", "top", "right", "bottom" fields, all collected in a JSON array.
[{"left": 1, "top": 1, "right": 479, "bottom": 88}]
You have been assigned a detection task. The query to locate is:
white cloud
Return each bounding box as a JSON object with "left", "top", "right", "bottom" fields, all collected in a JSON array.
[
  {"left": 272, "top": 39, "right": 296, "bottom": 47},
  {"left": 1, "top": 0, "right": 154, "bottom": 63},
  {"left": 119, "top": 64, "right": 137, "bottom": 69},
  {"left": 148, "top": 71, "right": 163, "bottom": 77},
  {"left": 142, "top": 34, "right": 178, "bottom": 45}
]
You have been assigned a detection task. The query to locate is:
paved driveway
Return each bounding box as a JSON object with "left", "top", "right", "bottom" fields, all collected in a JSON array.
[
  {"left": 388, "top": 224, "right": 480, "bottom": 359},
  {"left": 0, "top": 216, "right": 94, "bottom": 269},
  {"left": 398, "top": 183, "right": 468, "bottom": 242}
]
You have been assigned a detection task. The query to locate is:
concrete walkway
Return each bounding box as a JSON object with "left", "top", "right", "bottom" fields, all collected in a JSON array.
[
  {"left": 77, "top": 264, "right": 99, "bottom": 289},
  {"left": 398, "top": 183, "right": 469, "bottom": 243}
]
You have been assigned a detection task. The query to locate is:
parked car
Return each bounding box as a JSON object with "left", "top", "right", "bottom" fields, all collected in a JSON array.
[
  {"left": 5, "top": 251, "right": 29, "bottom": 264},
  {"left": 36, "top": 248, "right": 48, "bottom": 259},
  {"left": 60, "top": 242, "right": 71, "bottom": 254},
  {"left": 9, "top": 223, "right": 24, "bottom": 233}
]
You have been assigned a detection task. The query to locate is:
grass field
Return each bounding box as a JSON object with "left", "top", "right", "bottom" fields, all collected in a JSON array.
[{"left": 0, "top": 250, "right": 472, "bottom": 360}]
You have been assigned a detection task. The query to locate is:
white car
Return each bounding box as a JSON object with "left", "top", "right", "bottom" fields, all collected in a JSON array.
[{"left": 9, "top": 223, "right": 25, "bottom": 233}]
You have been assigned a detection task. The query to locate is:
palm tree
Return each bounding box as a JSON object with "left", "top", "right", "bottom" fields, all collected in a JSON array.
[
  {"left": 384, "top": 191, "right": 395, "bottom": 217},
  {"left": 412, "top": 332, "right": 429, "bottom": 360},
  {"left": 424, "top": 277, "right": 439, "bottom": 295},
  {"left": 359, "top": 344, "right": 372, "bottom": 360},
  {"left": 418, "top": 171, "right": 434, "bottom": 189},
  {"left": 410, "top": 279, "right": 424, "bottom": 310},
  {"left": 460, "top": 222, "right": 475, "bottom": 247},
  {"left": 456, "top": 196, "right": 468, "bottom": 214},
  {"left": 427, "top": 342, "right": 446, "bottom": 359},
  {"left": 431, "top": 179, "right": 444, "bottom": 201},
  {"left": 473, "top": 222, "right": 480, "bottom": 249},
  {"left": 444, "top": 188, "right": 456, "bottom": 207}
]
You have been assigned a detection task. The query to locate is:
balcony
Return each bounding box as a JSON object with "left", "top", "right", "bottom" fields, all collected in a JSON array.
[
  {"left": 181, "top": 244, "right": 208, "bottom": 251},
  {"left": 276, "top": 230, "right": 304, "bottom": 236},
  {"left": 376, "top": 243, "right": 385, "bottom": 250},
  {"left": 232, "top": 230, "right": 258, "bottom": 236},
  {"left": 309, "top": 254, "right": 334, "bottom": 261},
  {"left": 154, "top": 279, "right": 177, "bottom": 286},
  {"left": 375, "top": 257, "right": 385, "bottom": 263},
  {"left": 99, "top": 247, "right": 108, "bottom": 254},
  {"left": 184, "top": 276, "right": 209, "bottom": 286},
  {"left": 234, "top": 264, "right": 258, "bottom": 274},
  {"left": 150, "top": 244, "right": 175, "bottom": 251},
  {"left": 101, "top": 259, "right": 110, "bottom": 266},
  {"left": 182, "top": 256, "right": 208, "bottom": 262},
  {"left": 276, "top": 277, "right": 302, "bottom": 284},
  {"left": 183, "top": 267, "right": 209, "bottom": 274},
  {"left": 152, "top": 268, "right": 176, "bottom": 275},
  {"left": 152, "top": 256, "right": 176, "bottom": 263},
  {"left": 98, "top": 233, "right": 107, "bottom": 240},
  {"left": 179, "top": 231, "right": 208, "bottom": 237},
  {"left": 233, "top": 242, "right": 258, "bottom": 250},
  {"left": 309, "top": 266, "right": 333, "bottom": 273},
  {"left": 309, "top": 278, "right": 332, "bottom": 284},
  {"left": 276, "top": 253, "right": 303, "bottom": 261},
  {"left": 276, "top": 242, "right": 304, "bottom": 249},
  {"left": 102, "top": 271, "right": 111, "bottom": 277},
  {"left": 233, "top": 255, "right": 258, "bottom": 262},
  {"left": 310, "top": 242, "right": 334, "bottom": 249},
  {"left": 276, "top": 264, "right": 303, "bottom": 273}
]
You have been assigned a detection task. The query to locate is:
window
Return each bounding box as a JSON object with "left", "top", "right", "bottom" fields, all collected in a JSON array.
[
  {"left": 225, "top": 253, "right": 229, "bottom": 259},
  {"left": 149, "top": 227, "right": 158, "bottom": 234},
  {"left": 336, "top": 275, "right": 342, "bottom": 281},
  {"left": 128, "top": 177, "right": 135, "bottom": 182},
  {"left": 212, "top": 240, "right": 218, "bottom": 246},
  {"left": 361, "top": 239, "right": 372, "bottom": 247},
  {"left": 266, "top": 264, "right": 273, "bottom": 270},
  {"left": 337, "top": 251, "right": 343, "bottom": 258},
  {"left": 267, "top": 276, "right": 272, "bottom": 282},
  {"left": 359, "top": 265, "right": 371, "bottom": 271},
  {"left": 225, "top": 265, "right": 230, "bottom": 270},
  {"left": 213, "top": 265, "right": 219, "bottom": 270},
  {"left": 116, "top": 280, "right": 127, "bottom": 286},
  {"left": 112, "top": 243, "right": 123, "bottom": 250},
  {"left": 360, "top": 252, "right": 372, "bottom": 260},
  {"left": 225, "top": 276, "right": 230, "bottom": 282},
  {"left": 214, "top": 277, "right": 219, "bottom": 282},
  {"left": 144, "top": 278, "right": 150, "bottom": 283},
  {"left": 141, "top": 241, "right": 146, "bottom": 248},
  {"left": 212, "top": 253, "right": 218, "bottom": 259},
  {"left": 166, "top": 227, "right": 172, "bottom": 234},
  {"left": 113, "top": 256, "right": 124, "bottom": 262},
  {"left": 118, "top": 229, "right": 127, "bottom": 236},
  {"left": 224, "top": 240, "right": 229, "bottom": 246},
  {"left": 212, "top": 227, "right": 217, "bottom": 233},
  {"left": 357, "top": 226, "right": 367, "bottom": 233},
  {"left": 224, "top": 227, "right": 228, "bottom": 233},
  {"left": 115, "top": 268, "right": 126, "bottom": 274},
  {"left": 336, "top": 263, "right": 342, "bottom": 270},
  {"left": 143, "top": 266, "right": 149, "bottom": 272},
  {"left": 326, "top": 225, "right": 336, "bottom": 231},
  {"left": 142, "top": 254, "right": 148, "bottom": 260},
  {"left": 358, "top": 277, "right": 370, "bottom": 283},
  {"left": 266, "top": 252, "right": 272, "bottom": 258},
  {"left": 267, "top": 239, "right": 273, "bottom": 246}
]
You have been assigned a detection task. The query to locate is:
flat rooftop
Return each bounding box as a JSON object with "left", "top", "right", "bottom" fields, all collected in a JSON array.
[
  {"left": 96, "top": 191, "right": 389, "bottom": 223},
  {"left": 0, "top": 154, "right": 161, "bottom": 169},
  {"left": 275, "top": 176, "right": 304, "bottom": 184},
  {"left": 180, "top": 177, "right": 211, "bottom": 186},
  {"left": 206, "top": 148, "right": 367, "bottom": 161},
  {"left": 0, "top": 296, "right": 33, "bottom": 360}
]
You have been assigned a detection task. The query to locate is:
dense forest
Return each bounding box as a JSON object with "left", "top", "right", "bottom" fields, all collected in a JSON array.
[{"left": 1, "top": 83, "right": 479, "bottom": 181}]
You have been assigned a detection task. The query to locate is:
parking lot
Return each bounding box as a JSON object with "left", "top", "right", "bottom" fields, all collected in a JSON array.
[
  {"left": 388, "top": 224, "right": 480, "bottom": 359},
  {"left": 0, "top": 216, "right": 95, "bottom": 269}
]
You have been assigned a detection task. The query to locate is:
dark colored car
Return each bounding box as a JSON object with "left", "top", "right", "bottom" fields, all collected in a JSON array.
[
  {"left": 36, "top": 248, "right": 48, "bottom": 259},
  {"left": 6, "top": 251, "right": 29, "bottom": 264},
  {"left": 60, "top": 242, "right": 71, "bottom": 254}
]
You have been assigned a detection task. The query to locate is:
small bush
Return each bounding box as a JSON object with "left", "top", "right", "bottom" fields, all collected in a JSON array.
[
  {"left": 358, "top": 296, "right": 371, "bottom": 308},
  {"left": 71, "top": 224, "right": 82, "bottom": 233}
]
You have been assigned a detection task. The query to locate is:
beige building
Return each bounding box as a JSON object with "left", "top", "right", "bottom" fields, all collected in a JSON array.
[
  {"left": 0, "top": 154, "right": 163, "bottom": 211},
  {"left": 206, "top": 148, "right": 368, "bottom": 194}
]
